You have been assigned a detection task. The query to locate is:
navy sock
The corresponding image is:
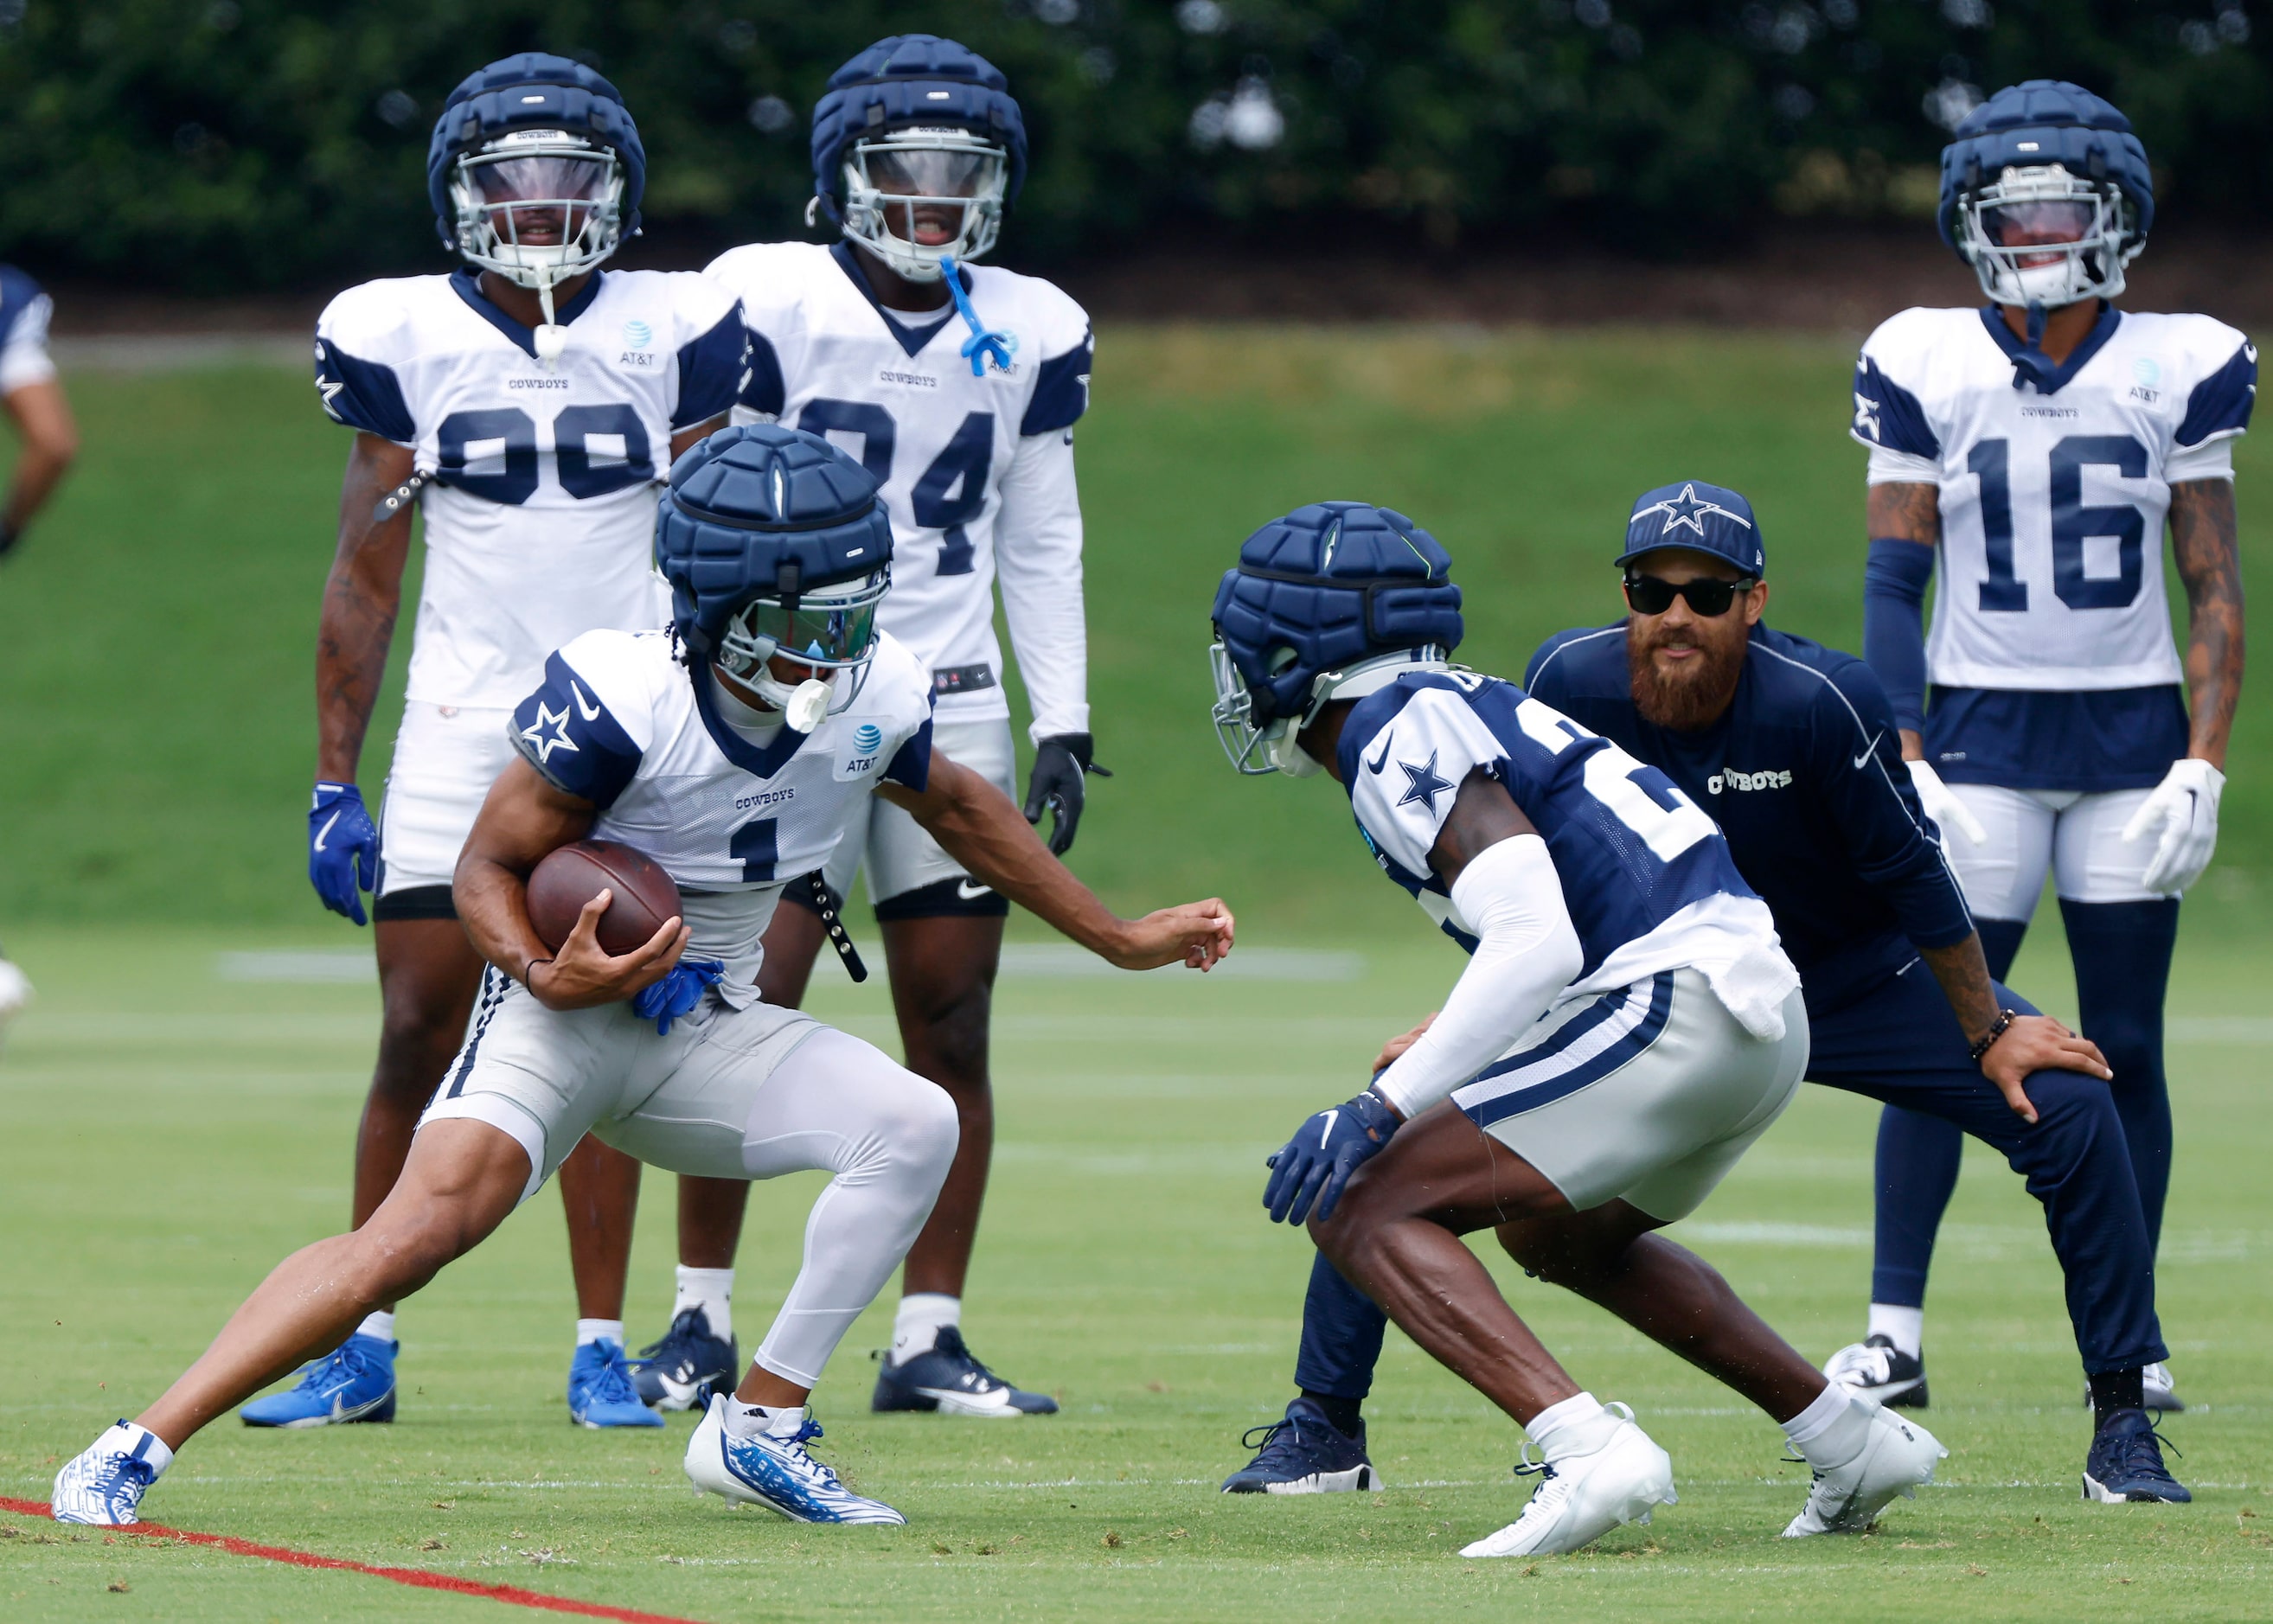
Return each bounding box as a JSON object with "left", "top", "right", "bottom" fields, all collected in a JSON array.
[
  {"left": 1303, "top": 1391, "right": 1365, "bottom": 1436},
  {"left": 1976, "top": 916, "right": 2029, "bottom": 983},
  {"left": 2089, "top": 1366, "right": 2146, "bottom": 1430},
  {"left": 1872, "top": 1103, "right": 1963, "bottom": 1307},
  {"left": 2060, "top": 898, "right": 2180, "bottom": 1254},
  {"left": 1290, "top": 1252, "right": 1388, "bottom": 1405}
]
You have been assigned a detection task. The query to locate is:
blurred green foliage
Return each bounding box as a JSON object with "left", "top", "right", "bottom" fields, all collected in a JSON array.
[{"left": 0, "top": 1, "right": 2267, "bottom": 290}]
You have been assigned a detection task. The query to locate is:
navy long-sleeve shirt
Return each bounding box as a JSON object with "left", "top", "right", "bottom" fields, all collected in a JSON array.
[{"left": 1525, "top": 621, "right": 1975, "bottom": 1018}]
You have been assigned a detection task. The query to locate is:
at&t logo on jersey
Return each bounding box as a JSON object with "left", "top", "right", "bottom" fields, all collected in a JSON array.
[
  {"left": 620, "top": 318, "right": 656, "bottom": 368},
  {"left": 837, "top": 721, "right": 887, "bottom": 780}
]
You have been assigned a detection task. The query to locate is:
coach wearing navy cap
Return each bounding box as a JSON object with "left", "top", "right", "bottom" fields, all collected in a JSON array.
[
  {"left": 1520, "top": 482, "right": 2186, "bottom": 1502},
  {"left": 1243, "top": 480, "right": 2191, "bottom": 1507}
]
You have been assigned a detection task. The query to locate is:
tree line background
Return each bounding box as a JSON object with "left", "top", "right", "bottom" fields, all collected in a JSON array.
[{"left": 0, "top": 0, "right": 2265, "bottom": 291}]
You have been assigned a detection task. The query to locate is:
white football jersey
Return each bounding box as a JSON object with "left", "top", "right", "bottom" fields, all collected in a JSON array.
[
  {"left": 1851, "top": 305, "right": 2255, "bottom": 691},
  {"left": 704, "top": 241, "right": 1092, "bottom": 738},
  {"left": 316, "top": 269, "right": 749, "bottom": 709},
  {"left": 508, "top": 628, "right": 935, "bottom": 1000}
]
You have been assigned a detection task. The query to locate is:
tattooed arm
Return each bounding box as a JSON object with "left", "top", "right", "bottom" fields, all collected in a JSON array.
[
  {"left": 1919, "top": 934, "right": 2110, "bottom": 1120},
  {"left": 316, "top": 433, "right": 419, "bottom": 783},
  {"left": 2169, "top": 477, "right": 2245, "bottom": 770},
  {"left": 1866, "top": 481, "right": 1942, "bottom": 763}
]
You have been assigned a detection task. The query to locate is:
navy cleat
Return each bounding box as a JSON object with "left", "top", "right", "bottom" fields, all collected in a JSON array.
[
  {"left": 567, "top": 1338, "right": 665, "bottom": 1429},
  {"left": 871, "top": 1327, "right": 1057, "bottom": 1417},
  {"left": 631, "top": 1308, "right": 740, "bottom": 1412},
  {"left": 1822, "top": 1335, "right": 1930, "bottom": 1410},
  {"left": 2083, "top": 1408, "right": 2192, "bottom": 1504},
  {"left": 1220, "top": 1397, "right": 1384, "bottom": 1494},
  {"left": 52, "top": 1423, "right": 163, "bottom": 1526},
  {"left": 240, "top": 1333, "right": 396, "bottom": 1428},
  {"left": 684, "top": 1394, "right": 905, "bottom": 1524}
]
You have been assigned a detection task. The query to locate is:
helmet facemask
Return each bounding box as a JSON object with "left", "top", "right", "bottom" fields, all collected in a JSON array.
[
  {"left": 715, "top": 566, "right": 892, "bottom": 732},
  {"left": 1208, "top": 642, "right": 1450, "bottom": 777},
  {"left": 449, "top": 129, "right": 625, "bottom": 327},
  {"left": 1956, "top": 163, "right": 2138, "bottom": 310},
  {"left": 840, "top": 127, "right": 1007, "bottom": 283}
]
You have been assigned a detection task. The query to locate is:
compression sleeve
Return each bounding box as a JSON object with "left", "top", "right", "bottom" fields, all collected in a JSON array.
[
  {"left": 1862, "top": 538, "right": 1936, "bottom": 735},
  {"left": 1370, "top": 834, "right": 1585, "bottom": 1119},
  {"left": 993, "top": 425, "right": 1091, "bottom": 742}
]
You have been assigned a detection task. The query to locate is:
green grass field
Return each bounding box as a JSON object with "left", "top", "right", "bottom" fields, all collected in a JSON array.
[{"left": 2, "top": 329, "right": 2270, "bottom": 1617}]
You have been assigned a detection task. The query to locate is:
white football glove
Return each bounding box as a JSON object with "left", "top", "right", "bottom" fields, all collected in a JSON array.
[
  {"left": 1906, "top": 757, "right": 1987, "bottom": 846},
  {"left": 2122, "top": 757, "right": 2225, "bottom": 895}
]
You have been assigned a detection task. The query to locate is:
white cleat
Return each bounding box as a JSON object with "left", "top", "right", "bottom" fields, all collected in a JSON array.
[
  {"left": 1782, "top": 1403, "right": 1945, "bottom": 1537},
  {"left": 683, "top": 1395, "right": 906, "bottom": 1525},
  {"left": 1459, "top": 1403, "right": 1676, "bottom": 1559},
  {"left": 52, "top": 1423, "right": 162, "bottom": 1526}
]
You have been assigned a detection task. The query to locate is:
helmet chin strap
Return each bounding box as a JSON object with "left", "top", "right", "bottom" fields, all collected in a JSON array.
[
  {"left": 534, "top": 272, "right": 567, "bottom": 368},
  {"left": 2007, "top": 297, "right": 2066, "bottom": 393}
]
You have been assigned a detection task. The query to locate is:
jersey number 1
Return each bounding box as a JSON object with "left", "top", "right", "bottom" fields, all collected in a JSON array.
[{"left": 1971, "top": 434, "right": 2149, "bottom": 613}]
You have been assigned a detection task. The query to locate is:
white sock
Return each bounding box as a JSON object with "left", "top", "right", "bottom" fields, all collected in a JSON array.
[
  {"left": 721, "top": 1399, "right": 807, "bottom": 1442},
  {"left": 675, "top": 1266, "right": 734, "bottom": 1340},
  {"left": 575, "top": 1318, "right": 626, "bottom": 1350},
  {"left": 355, "top": 1311, "right": 397, "bottom": 1344},
  {"left": 1867, "top": 1303, "right": 1924, "bottom": 1359},
  {"left": 1524, "top": 1391, "right": 1617, "bottom": 1462},
  {"left": 1782, "top": 1382, "right": 1874, "bottom": 1470},
  {"left": 891, "top": 1294, "right": 960, "bottom": 1364},
  {"left": 106, "top": 1421, "right": 173, "bottom": 1478}
]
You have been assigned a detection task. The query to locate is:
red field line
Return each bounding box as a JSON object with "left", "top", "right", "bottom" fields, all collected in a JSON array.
[{"left": 0, "top": 1495, "right": 708, "bottom": 1623}]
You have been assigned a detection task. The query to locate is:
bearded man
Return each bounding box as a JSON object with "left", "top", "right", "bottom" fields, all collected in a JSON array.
[{"left": 1223, "top": 481, "right": 2188, "bottom": 1509}]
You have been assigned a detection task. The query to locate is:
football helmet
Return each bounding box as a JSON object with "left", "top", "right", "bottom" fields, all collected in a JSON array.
[
  {"left": 1939, "top": 80, "right": 2152, "bottom": 313},
  {"left": 656, "top": 425, "right": 895, "bottom": 730},
  {"left": 427, "top": 54, "right": 645, "bottom": 327},
  {"left": 810, "top": 35, "right": 1028, "bottom": 283},
  {"left": 1209, "top": 503, "right": 1463, "bottom": 777}
]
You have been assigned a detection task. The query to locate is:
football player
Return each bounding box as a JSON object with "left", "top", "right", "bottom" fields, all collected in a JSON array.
[
  {"left": 268, "top": 53, "right": 749, "bottom": 1433},
  {"left": 1227, "top": 484, "right": 2190, "bottom": 1512},
  {"left": 1210, "top": 502, "right": 1943, "bottom": 1558},
  {"left": 0, "top": 259, "right": 78, "bottom": 1032},
  {"left": 1846, "top": 80, "right": 2251, "bottom": 1413},
  {"left": 594, "top": 35, "right": 1098, "bottom": 1418},
  {"left": 51, "top": 425, "right": 1233, "bottom": 1530}
]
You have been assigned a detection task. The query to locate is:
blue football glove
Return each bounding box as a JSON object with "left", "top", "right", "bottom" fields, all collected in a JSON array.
[
  {"left": 308, "top": 782, "right": 380, "bottom": 926},
  {"left": 631, "top": 958, "right": 726, "bottom": 1034},
  {"left": 1263, "top": 1088, "right": 1403, "bottom": 1226}
]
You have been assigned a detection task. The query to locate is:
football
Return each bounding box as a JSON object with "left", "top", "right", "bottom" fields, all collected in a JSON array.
[{"left": 525, "top": 839, "right": 682, "bottom": 956}]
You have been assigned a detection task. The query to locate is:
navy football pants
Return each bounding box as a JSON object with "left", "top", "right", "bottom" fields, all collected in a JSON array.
[{"left": 1291, "top": 956, "right": 2165, "bottom": 1402}]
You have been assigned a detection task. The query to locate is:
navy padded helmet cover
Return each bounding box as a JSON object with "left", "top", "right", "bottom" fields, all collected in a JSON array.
[
  {"left": 427, "top": 53, "right": 647, "bottom": 246},
  {"left": 656, "top": 425, "right": 896, "bottom": 655},
  {"left": 1212, "top": 502, "right": 1463, "bottom": 726},
  {"left": 811, "top": 34, "right": 1028, "bottom": 205},
  {"left": 1938, "top": 79, "right": 2153, "bottom": 252}
]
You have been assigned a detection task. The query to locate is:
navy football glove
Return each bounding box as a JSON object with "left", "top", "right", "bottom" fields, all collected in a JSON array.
[
  {"left": 1022, "top": 732, "right": 1110, "bottom": 857},
  {"left": 1264, "top": 1089, "right": 1403, "bottom": 1226},
  {"left": 308, "top": 782, "right": 380, "bottom": 926},
  {"left": 632, "top": 958, "right": 725, "bottom": 1034}
]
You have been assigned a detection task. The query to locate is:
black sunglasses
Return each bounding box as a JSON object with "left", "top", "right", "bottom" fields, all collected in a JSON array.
[{"left": 1623, "top": 573, "right": 1756, "bottom": 617}]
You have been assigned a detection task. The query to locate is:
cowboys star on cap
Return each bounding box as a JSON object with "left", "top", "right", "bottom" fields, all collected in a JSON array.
[
  {"left": 1640, "top": 483, "right": 1753, "bottom": 537},
  {"left": 521, "top": 700, "right": 580, "bottom": 764}
]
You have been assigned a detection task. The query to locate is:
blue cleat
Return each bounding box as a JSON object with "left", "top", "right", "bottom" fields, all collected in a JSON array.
[
  {"left": 683, "top": 1393, "right": 905, "bottom": 1524},
  {"left": 568, "top": 1338, "right": 665, "bottom": 1429},
  {"left": 240, "top": 1333, "right": 396, "bottom": 1428},
  {"left": 52, "top": 1423, "right": 163, "bottom": 1525},
  {"left": 2084, "top": 1408, "right": 2192, "bottom": 1503},
  {"left": 630, "top": 1308, "right": 740, "bottom": 1412},
  {"left": 871, "top": 1327, "right": 1057, "bottom": 1417},
  {"left": 1220, "top": 1397, "right": 1384, "bottom": 1493}
]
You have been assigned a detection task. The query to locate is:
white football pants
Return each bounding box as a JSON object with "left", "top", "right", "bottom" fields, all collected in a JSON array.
[{"left": 1942, "top": 783, "right": 2167, "bottom": 919}]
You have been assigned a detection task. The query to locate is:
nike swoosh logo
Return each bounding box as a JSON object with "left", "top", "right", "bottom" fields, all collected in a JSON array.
[
  {"left": 956, "top": 880, "right": 994, "bottom": 901},
  {"left": 570, "top": 681, "right": 601, "bottom": 722},
  {"left": 1854, "top": 731, "right": 1882, "bottom": 770},
  {"left": 1318, "top": 1108, "right": 1339, "bottom": 1148},
  {"left": 1364, "top": 738, "right": 1393, "bottom": 775},
  {"left": 314, "top": 811, "right": 340, "bottom": 853}
]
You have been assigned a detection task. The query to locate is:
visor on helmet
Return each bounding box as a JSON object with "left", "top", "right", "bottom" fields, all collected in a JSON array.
[
  {"left": 1956, "top": 164, "right": 2135, "bottom": 309},
  {"left": 841, "top": 127, "right": 1008, "bottom": 284},
  {"left": 450, "top": 131, "right": 625, "bottom": 293},
  {"left": 715, "top": 566, "right": 892, "bottom": 719}
]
